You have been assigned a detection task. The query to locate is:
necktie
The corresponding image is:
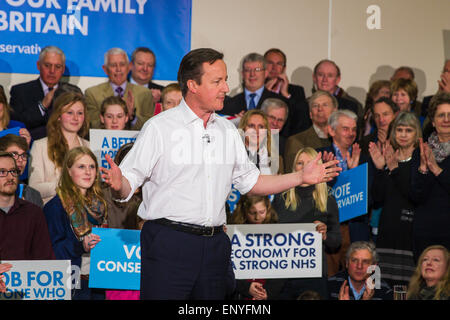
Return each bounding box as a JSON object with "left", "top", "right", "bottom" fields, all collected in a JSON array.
[
  {"left": 115, "top": 86, "right": 124, "bottom": 98},
  {"left": 248, "top": 93, "right": 256, "bottom": 110}
]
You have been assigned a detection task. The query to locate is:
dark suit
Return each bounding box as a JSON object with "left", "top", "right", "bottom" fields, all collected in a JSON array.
[
  {"left": 221, "top": 87, "right": 297, "bottom": 138},
  {"left": 221, "top": 87, "right": 285, "bottom": 116},
  {"left": 9, "top": 78, "right": 53, "bottom": 140},
  {"left": 283, "top": 84, "right": 312, "bottom": 137}
]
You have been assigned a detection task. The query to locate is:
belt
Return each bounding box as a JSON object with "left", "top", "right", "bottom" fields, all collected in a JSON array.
[{"left": 153, "top": 218, "right": 223, "bottom": 237}]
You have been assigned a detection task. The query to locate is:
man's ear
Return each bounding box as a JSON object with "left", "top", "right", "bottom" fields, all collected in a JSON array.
[
  {"left": 186, "top": 79, "right": 198, "bottom": 94},
  {"left": 328, "top": 125, "right": 335, "bottom": 137}
]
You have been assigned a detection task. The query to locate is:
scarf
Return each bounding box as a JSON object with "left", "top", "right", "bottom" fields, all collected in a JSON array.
[
  {"left": 428, "top": 132, "right": 450, "bottom": 162},
  {"left": 57, "top": 189, "right": 107, "bottom": 240}
]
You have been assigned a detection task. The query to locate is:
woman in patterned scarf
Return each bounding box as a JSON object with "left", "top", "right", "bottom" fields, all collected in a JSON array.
[
  {"left": 410, "top": 92, "right": 450, "bottom": 262},
  {"left": 44, "top": 146, "right": 107, "bottom": 300}
]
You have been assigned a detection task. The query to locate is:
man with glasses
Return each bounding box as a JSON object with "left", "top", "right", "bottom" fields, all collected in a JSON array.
[
  {"left": 10, "top": 46, "right": 65, "bottom": 141},
  {"left": 221, "top": 52, "right": 288, "bottom": 118},
  {"left": 85, "top": 47, "right": 154, "bottom": 130},
  {"left": 0, "top": 134, "right": 43, "bottom": 208},
  {"left": 0, "top": 151, "right": 54, "bottom": 260}
]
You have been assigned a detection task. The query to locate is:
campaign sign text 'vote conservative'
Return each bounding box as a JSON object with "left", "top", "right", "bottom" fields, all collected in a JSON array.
[{"left": 330, "top": 163, "right": 368, "bottom": 223}]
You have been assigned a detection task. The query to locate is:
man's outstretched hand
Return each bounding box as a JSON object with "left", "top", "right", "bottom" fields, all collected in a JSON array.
[
  {"left": 301, "top": 152, "right": 341, "bottom": 185},
  {"left": 100, "top": 154, "right": 123, "bottom": 192}
]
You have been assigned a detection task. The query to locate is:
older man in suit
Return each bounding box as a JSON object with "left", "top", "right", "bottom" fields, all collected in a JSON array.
[
  {"left": 85, "top": 48, "right": 154, "bottom": 130},
  {"left": 312, "top": 59, "right": 362, "bottom": 117},
  {"left": 9, "top": 46, "right": 65, "bottom": 140},
  {"left": 284, "top": 90, "right": 336, "bottom": 172},
  {"left": 220, "top": 53, "right": 289, "bottom": 127}
]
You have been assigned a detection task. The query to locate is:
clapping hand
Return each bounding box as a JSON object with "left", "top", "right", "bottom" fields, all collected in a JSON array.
[
  {"left": 419, "top": 138, "right": 443, "bottom": 176},
  {"left": 249, "top": 282, "right": 268, "bottom": 300},
  {"left": 368, "top": 141, "right": 385, "bottom": 170},
  {"left": 347, "top": 143, "right": 361, "bottom": 169}
]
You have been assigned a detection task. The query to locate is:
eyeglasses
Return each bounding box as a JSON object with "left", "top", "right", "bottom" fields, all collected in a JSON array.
[
  {"left": 243, "top": 67, "right": 265, "bottom": 74},
  {"left": 10, "top": 152, "right": 28, "bottom": 161},
  {"left": 0, "top": 169, "right": 20, "bottom": 177}
]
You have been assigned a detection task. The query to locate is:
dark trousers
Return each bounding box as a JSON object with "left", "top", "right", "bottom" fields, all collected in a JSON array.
[{"left": 140, "top": 220, "right": 231, "bottom": 300}]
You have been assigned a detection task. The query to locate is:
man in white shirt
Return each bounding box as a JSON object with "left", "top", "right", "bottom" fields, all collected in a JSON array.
[{"left": 101, "top": 48, "right": 341, "bottom": 300}]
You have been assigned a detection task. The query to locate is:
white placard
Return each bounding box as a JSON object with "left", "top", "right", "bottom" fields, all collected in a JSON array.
[
  {"left": 0, "top": 260, "right": 72, "bottom": 300},
  {"left": 226, "top": 223, "right": 322, "bottom": 279},
  {"left": 89, "top": 129, "right": 139, "bottom": 169}
]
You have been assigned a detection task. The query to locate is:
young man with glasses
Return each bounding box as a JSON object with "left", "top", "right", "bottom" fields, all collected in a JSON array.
[
  {"left": 0, "top": 134, "right": 43, "bottom": 207},
  {"left": 0, "top": 151, "right": 54, "bottom": 260}
]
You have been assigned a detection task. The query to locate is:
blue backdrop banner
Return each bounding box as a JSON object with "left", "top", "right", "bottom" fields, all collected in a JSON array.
[{"left": 0, "top": 0, "right": 192, "bottom": 79}]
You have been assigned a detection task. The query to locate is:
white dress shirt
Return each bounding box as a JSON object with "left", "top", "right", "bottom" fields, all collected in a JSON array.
[{"left": 119, "top": 99, "right": 260, "bottom": 226}]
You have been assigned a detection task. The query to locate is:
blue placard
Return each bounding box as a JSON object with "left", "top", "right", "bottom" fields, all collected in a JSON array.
[
  {"left": 330, "top": 163, "right": 368, "bottom": 223},
  {"left": 89, "top": 228, "right": 140, "bottom": 290},
  {"left": 0, "top": 0, "right": 192, "bottom": 79}
]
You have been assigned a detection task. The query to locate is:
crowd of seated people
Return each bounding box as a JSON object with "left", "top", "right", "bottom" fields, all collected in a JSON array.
[{"left": 0, "top": 45, "right": 449, "bottom": 301}]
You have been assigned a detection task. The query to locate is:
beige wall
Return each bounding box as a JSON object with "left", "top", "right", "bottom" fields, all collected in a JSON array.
[{"left": 2, "top": 0, "right": 449, "bottom": 105}]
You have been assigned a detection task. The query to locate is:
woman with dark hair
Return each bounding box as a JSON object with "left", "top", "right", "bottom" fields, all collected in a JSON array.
[
  {"left": 29, "top": 91, "right": 89, "bottom": 203},
  {"left": 44, "top": 146, "right": 107, "bottom": 300},
  {"left": 369, "top": 111, "right": 422, "bottom": 286},
  {"left": 410, "top": 92, "right": 450, "bottom": 261},
  {"left": 360, "top": 80, "right": 391, "bottom": 139}
]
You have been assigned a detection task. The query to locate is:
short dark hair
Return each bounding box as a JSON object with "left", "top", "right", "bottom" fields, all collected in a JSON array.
[
  {"left": 131, "top": 47, "right": 155, "bottom": 63},
  {"left": 264, "top": 48, "right": 287, "bottom": 66},
  {"left": 372, "top": 97, "right": 399, "bottom": 114},
  {"left": 177, "top": 48, "right": 224, "bottom": 97},
  {"left": 0, "top": 134, "right": 29, "bottom": 153}
]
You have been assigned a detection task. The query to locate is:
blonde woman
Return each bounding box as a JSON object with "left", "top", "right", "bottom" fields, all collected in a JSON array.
[
  {"left": 272, "top": 147, "right": 341, "bottom": 299},
  {"left": 238, "top": 109, "right": 283, "bottom": 175},
  {"left": 407, "top": 245, "right": 449, "bottom": 300},
  {"left": 29, "top": 92, "right": 90, "bottom": 204}
]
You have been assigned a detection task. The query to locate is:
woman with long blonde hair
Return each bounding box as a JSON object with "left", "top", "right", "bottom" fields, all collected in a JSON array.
[
  {"left": 29, "top": 91, "right": 90, "bottom": 203},
  {"left": 44, "top": 146, "right": 107, "bottom": 300},
  {"left": 272, "top": 147, "right": 341, "bottom": 299},
  {"left": 407, "top": 245, "right": 450, "bottom": 300}
]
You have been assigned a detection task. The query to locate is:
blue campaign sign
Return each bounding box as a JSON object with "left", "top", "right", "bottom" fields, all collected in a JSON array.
[
  {"left": 0, "top": 0, "right": 192, "bottom": 79},
  {"left": 330, "top": 163, "right": 368, "bottom": 223},
  {"left": 89, "top": 227, "right": 141, "bottom": 290}
]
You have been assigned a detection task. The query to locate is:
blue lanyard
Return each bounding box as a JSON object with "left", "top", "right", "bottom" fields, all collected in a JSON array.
[{"left": 18, "top": 184, "right": 24, "bottom": 199}]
